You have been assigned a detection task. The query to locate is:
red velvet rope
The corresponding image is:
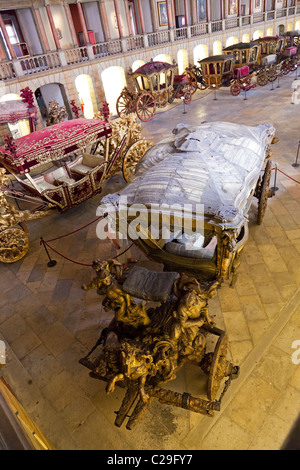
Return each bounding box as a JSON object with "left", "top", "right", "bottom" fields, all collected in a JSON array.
[
  {"left": 278, "top": 168, "right": 300, "bottom": 185},
  {"left": 40, "top": 238, "right": 134, "bottom": 267},
  {"left": 44, "top": 215, "right": 104, "bottom": 243}
]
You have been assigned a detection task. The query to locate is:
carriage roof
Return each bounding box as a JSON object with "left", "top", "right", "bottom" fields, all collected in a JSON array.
[
  {"left": 223, "top": 42, "right": 258, "bottom": 51},
  {"left": 198, "top": 55, "right": 233, "bottom": 64},
  {"left": 132, "top": 61, "right": 177, "bottom": 78},
  {"left": 102, "top": 121, "right": 276, "bottom": 231},
  {"left": 0, "top": 118, "right": 112, "bottom": 174},
  {"left": 282, "top": 30, "right": 300, "bottom": 36}
]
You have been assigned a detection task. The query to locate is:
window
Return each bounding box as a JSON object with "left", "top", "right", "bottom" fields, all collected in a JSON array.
[{"left": 5, "top": 23, "right": 18, "bottom": 44}]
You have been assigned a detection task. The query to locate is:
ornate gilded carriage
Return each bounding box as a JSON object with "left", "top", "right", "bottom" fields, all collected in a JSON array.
[
  {"left": 100, "top": 121, "right": 278, "bottom": 289},
  {"left": 0, "top": 113, "right": 153, "bottom": 263},
  {"left": 116, "top": 61, "right": 194, "bottom": 122},
  {"left": 223, "top": 41, "right": 260, "bottom": 70}
]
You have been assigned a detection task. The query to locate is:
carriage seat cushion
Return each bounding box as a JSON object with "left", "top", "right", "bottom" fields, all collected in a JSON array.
[
  {"left": 24, "top": 175, "right": 56, "bottom": 192},
  {"left": 122, "top": 266, "right": 180, "bottom": 302},
  {"left": 164, "top": 237, "right": 217, "bottom": 260},
  {"left": 174, "top": 74, "right": 189, "bottom": 84},
  {"left": 234, "top": 65, "right": 249, "bottom": 78},
  {"left": 284, "top": 46, "right": 297, "bottom": 57},
  {"left": 67, "top": 153, "right": 104, "bottom": 175}
]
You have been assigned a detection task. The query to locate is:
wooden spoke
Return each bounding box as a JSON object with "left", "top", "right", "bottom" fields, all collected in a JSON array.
[{"left": 136, "top": 92, "right": 156, "bottom": 122}]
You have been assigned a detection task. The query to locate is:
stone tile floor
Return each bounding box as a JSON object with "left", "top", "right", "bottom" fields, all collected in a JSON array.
[{"left": 1, "top": 72, "right": 300, "bottom": 450}]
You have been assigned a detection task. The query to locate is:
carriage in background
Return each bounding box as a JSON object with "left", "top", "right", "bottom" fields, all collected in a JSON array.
[{"left": 116, "top": 61, "right": 195, "bottom": 122}]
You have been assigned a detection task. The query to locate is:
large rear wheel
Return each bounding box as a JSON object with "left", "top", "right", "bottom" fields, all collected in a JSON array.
[
  {"left": 116, "top": 92, "right": 134, "bottom": 117},
  {"left": 136, "top": 92, "right": 156, "bottom": 122}
]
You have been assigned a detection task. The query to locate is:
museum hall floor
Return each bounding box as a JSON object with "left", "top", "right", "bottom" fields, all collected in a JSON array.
[{"left": 1, "top": 73, "right": 300, "bottom": 450}]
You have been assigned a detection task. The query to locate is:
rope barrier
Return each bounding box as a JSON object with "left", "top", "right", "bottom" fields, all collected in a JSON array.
[
  {"left": 40, "top": 237, "right": 134, "bottom": 268},
  {"left": 44, "top": 215, "right": 104, "bottom": 243},
  {"left": 278, "top": 168, "right": 300, "bottom": 185}
]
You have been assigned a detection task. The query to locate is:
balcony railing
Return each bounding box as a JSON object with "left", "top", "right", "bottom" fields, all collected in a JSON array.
[
  {"left": 0, "top": 61, "right": 16, "bottom": 80},
  {"left": 1, "top": 7, "right": 299, "bottom": 82},
  {"left": 126, "top": 35, "right": 144, "bottom": 51},
  {"left": 19, "top": 52, "right": 61, "bottom": 75},
  {"left": 174, "top": 27, "right": 188, "bottom": 41},
  {"left": 94, "top": 39, "right": 122, "bottom": 58},
  {"left": 148, "top": 30, "right": 170, "bottom": 46},
  {"left": 191, "top": 22, "right": 209, "bottom": 36},
  {"left": 225, "top": 17, "right": 239, "bottom": 29}
]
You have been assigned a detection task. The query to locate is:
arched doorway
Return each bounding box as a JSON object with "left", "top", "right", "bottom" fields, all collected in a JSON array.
[
  {"left": 35, "top": 83, "right": 71, "bottom": 122},
  {"left": 177, "top": 49, "right": 189, "bottom": 74},
  {"left": 296, "top": 20, "right": 300, "bottom": 30},
  {"left": 0, "top": 93, "right": 30, "bottom": 139},
  {"left": 213, "top": 40, "right": 222, "bottom": 56},
  {"left": 287, "top": 23, "right": 293, "bottom": 32},
  {"left": 153, "top": 53, "right": 172, "bottom": 63},
  {"left": 226, "top": 36, "right": 238, "bottom": 47},
  {"left": 75, "top": 74, "right": 97, "bottom": 119},
  {"left": 267, "top": 27, "right": 273, "bottom": 36},
  {"left": 253, "top": 30, "right": 263, "bottom": 40},
  {"left": 193, "top": 44, "right": 208, "bottom": 65},
  {"left": 132, "top": 60, "right": 145, "bottom": 90},
  {"left": 132, "top": 60, "right": 145, "bottom": 72},
  {"left": 278, "top": 25, "right": 285, "bottom": 36},
  {"left": 242, "top": 33, "right": 250, "bottom": 43},
  {"left": 101, "top": 66, "right": 127, "bottom": 115}
]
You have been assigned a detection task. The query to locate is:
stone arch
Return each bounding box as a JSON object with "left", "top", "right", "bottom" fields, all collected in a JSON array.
[
  {"left": 253, "top": 30, "right": 263, "bottom": 40},
  {"left": 213, "top": 40, "right": 222, "bottom": 56},
  {"left": 75, "top": 74, "right": 97, "bottom": 119},
  {"left": 132, "top": 59, "right": 145, "bottom": 72},
  {"left": 35, "top": 82, "right": 71, "bottom": 121},
  {"left": 101, "top": 66, "right": 127, "bottom": 116},
  {"left": 226, "top": 36, "right": 238, "bottom": 47},
  {"left": 153, "top": 53, "right": 172, "bottom": 63},
  {"left": 193, "top": 44, "right": 208, "bottom": 65},
  {"left": 177, "top": 49, "right": 189, "bottom": 74}
]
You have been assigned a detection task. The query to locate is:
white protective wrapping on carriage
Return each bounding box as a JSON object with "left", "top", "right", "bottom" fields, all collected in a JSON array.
[{"left": 100, "top": 121, "right": 275, "bottom": 234}]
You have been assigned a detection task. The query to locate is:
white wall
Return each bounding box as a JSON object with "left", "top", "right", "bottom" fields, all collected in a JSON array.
[
  {"left": 18, "top": 8, "right": 43, "bottom": 55},
  {"left": 142, "top": 0, "right": 153, "bottom": 33},
  {"left": 51, "top": 4, "right": 73, "bottom": 49},
  {"left": 39, "top": 7, "right": 56, "bottom": 51}
]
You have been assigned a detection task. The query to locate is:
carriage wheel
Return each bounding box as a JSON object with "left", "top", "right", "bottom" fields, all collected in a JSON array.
[
  {"left": 183, "top": 91, "right": 192, "bottom": 104},
  {"left": 116, "top": 93, "right": 133, "bottom": 117},
  {"left": 257, "top": 159, "right": 273, "bottom": 225},
  {"left": 185, "top": 70, "right": 198, "bottom": 94},
  {"left": 257, "top": 72, "right": 269, "bottom": 86},
  {"left": 230, "top": 83, "right": 241, "bottom": 96},
  {"left": 136, "top": 92, "right": 156, "bottom": 122},
  {"left": 122, "top": 139, "right": 154, "bottom": 182},
  {"left": 207, "top": 334, "right": 230, "bottom": 401},
  {"left": 0, "top": 227, "right": 29, "bottom": 263}
]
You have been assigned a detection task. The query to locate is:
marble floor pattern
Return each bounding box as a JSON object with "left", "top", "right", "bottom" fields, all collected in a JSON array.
[{"left": 1, "top": 71, "right": 300, "bottom": 450}]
